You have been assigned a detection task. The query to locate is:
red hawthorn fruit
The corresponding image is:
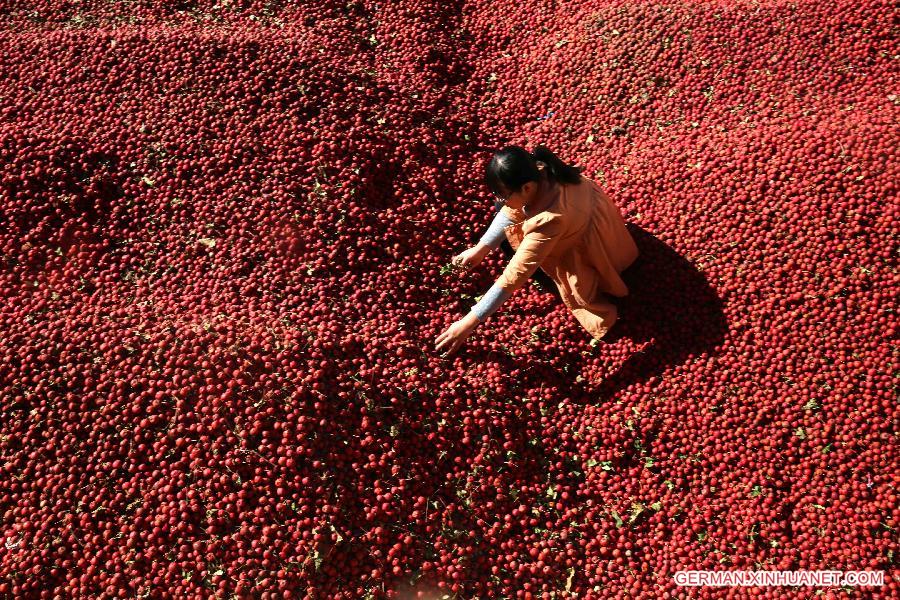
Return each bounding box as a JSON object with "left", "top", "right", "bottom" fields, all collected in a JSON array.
[{"left": 0, "top": 1, "right": 895, "bottom": 599}]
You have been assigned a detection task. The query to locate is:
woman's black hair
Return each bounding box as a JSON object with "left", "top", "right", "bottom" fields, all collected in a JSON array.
[{"left": 485, "top": 145, "right": 583, "bottom": 207}]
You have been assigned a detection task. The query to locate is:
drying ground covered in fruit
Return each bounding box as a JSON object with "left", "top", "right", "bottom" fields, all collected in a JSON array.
[{"left": 0, "top": 0, "right": 896, "bottom": 598}]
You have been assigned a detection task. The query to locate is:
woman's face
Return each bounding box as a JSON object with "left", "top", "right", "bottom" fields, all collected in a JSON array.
[
  {"left": 498, "top": 180, "right": 538, "bottom": 211},
  {"left": 497, "top": 164, "right": 545, "bottom": 211}
]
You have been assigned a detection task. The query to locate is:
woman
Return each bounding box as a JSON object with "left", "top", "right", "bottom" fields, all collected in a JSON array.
[{"left": 435, "top": 145, "right": 640, "bottom": 357}]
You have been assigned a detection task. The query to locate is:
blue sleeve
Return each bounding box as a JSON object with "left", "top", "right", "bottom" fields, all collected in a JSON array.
[
  {"left": 478, "top": 209, "right": 516, "bottom": 249},
  {"left": 470, "top": 281, "right": 513, "bottom": 321}
]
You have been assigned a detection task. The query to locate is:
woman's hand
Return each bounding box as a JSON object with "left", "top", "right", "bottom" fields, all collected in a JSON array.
[
  {"left": 435, "top": 312, "right": 481, "bottom": 357},
  {"left": 452, "top": 244, "right": 490, "bottom": 270}
]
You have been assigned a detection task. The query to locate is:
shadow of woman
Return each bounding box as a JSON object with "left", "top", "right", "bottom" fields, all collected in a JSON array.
[
  {"left": 491, "top": 223, "right": 727, "bottom": 400},
  {"left": 589, "top": 223, "right": 729, "bottom": 398}
]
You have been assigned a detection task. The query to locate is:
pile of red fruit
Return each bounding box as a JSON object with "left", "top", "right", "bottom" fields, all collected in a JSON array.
[{"left": 0, "top": 1, "right": 896, "bottom": 598}]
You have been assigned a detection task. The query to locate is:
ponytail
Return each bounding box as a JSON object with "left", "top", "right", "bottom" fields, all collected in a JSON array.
[
  {"left": 531, "top": 145, "right": 584, "bottom": 185},
  {"left": 485, "top": 145, "right": 583, "bottom": 202}
]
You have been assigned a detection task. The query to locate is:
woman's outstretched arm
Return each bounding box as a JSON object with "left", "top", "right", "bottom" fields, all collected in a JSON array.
[
  {"left": 479, "top": 209, "right": 516, "bottom": 249},
  {"left": 470, "top": 282, "right": 513, "bottom": 322},
  {"left": 471, "top": 215, "right": 564, "bottom": 321}
]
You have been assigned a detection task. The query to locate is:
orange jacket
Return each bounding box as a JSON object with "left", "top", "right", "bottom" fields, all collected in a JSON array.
[{"left": 497, "top": 176, "right": 639, "bottom": 340}]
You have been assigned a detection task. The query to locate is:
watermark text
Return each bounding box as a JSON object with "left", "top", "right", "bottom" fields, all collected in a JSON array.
[{"left": 674, "top": 570, "right": 884, "bottom": 587}]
